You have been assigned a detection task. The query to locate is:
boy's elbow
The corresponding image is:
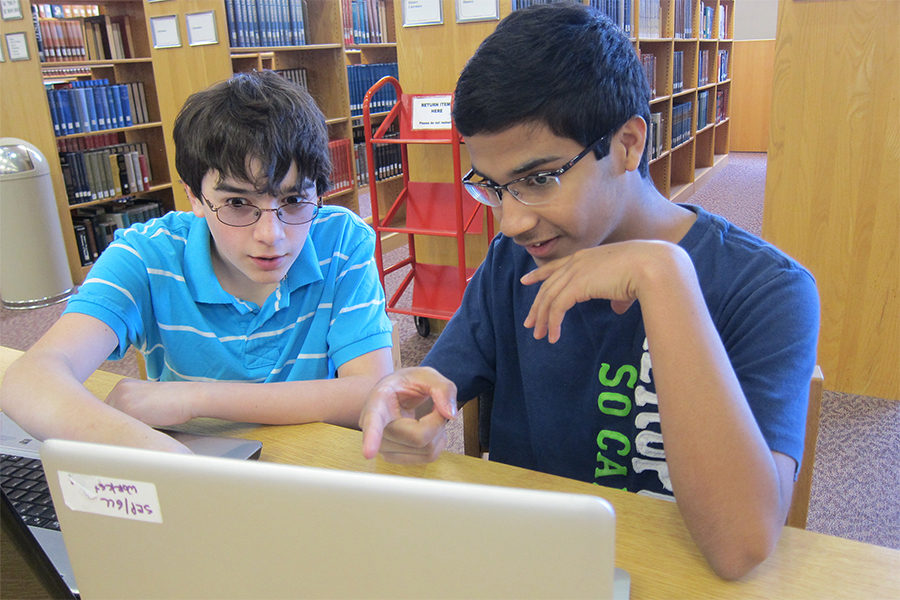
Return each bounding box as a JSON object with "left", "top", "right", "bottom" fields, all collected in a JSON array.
[{"left": 705, "top": 525, "right": 781, "bottom": 581}]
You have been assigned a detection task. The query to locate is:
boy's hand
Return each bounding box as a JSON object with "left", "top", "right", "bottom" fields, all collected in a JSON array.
[
  {"left": 105, "top": 379, "right": 197, "bottom": 427},
  {"left": 521, "top": 240, "right": 682, "bottom": 343},
  {"left": 360, "top": 367, "right": 457, "bottom": 464}
]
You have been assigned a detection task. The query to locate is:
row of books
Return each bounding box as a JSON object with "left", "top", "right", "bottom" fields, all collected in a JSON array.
[
  {"left": 353, "top": 121, "right": 402, "bottom": 187},
  {"left": 73, "top": 199, "right": 165, "bottom": 266},
  {"left": 275, "top": 67, "right": 308, "bottom": 90},
  {"left": 224, "top": 0, "right": 309, "bottom": 48},
  {"left": 586, "top": 0, "right": 632, "bottom": 35},
  {"left": 673, "top": 0, "right": 694, "bottom": 39},
  {"left": 639, "top": 0, "right": 662, "bottom": 38},
  {"left": 673, "top": 50, "right": 685, "bottom": 94},
  {"left": 718, "top": 49, "right": 729, "bottom": 81},
  {"left": 56, "top": 131, "right": 122, "bottom": 154},
  {"left": 341, "top": 0, "right": 389, "bottom": 45},
  {"left": 35, "top": 10, "right": 135, "bottom": 63},
  {"left": 60, "top": 142, "right": 154, "bottom": 205},
  {"left": 715, "top": 89, "right": 727, "bottom": 123},
  {"left": 329, "top": 139, "right": 354, "bottom": 194},
  {"left": 697, "top": 89, "right": 710, "bottom": 130},
  {"left": 34, "top": 4, "right": 99, "bottom": 19},
  {"left": 698, "top": 49, "right": 709, "bottom": 86},
  {"left": 641, "top": 53, "right": 657, "bottom": 97},
  {"left": 47, "top": 80, "right": 149, "bottom": 137},
  {"left": 648, "top": 111, "right": 665, "bottom": 161},
  {"left": 672, "top": 100, "right": 693, "bottom": 148},
  {"left": 348, "top": 62, "right": 399, "bottom": 117},
  {"left": 699, "top": 3, "right": 716, "bottom": 39}
]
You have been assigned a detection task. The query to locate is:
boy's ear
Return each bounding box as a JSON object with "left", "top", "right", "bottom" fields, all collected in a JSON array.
[
  {"left": 184, "top": 183, "right": 206, "bottom": 218},
  {"left": 616, "top": 116, "right": 647, "bottom": 173}
]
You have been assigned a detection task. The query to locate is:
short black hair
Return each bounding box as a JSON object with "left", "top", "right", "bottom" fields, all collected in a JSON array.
[
  {"left": 174, "top": 70, "right": 332, "bottom": 200},
  {"left": 453, "top": 3, "right": 652, "bottom": 176}
]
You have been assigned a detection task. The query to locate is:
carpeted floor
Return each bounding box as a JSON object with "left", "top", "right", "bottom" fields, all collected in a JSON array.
[{"left": 1, "top": 153, "right": 897, "bottom": 551}]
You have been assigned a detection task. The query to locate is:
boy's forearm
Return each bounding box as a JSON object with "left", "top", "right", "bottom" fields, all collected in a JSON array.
[
  {"left": 188, "top": 374, "right": 384, "bottom": 428},
  {"left": 637, "top": 246, "right": 787, "bottom": 579},
  {"left": 1, "top": 352, "right": 187, "bottom": 453}
]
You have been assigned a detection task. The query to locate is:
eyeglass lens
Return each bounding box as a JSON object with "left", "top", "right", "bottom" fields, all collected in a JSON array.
[
  {"left": 217, "top": 202, "right": 318, "bottom": 226},
  {"left": 464, "top": 176, "right": 561, "bottom": 207}
]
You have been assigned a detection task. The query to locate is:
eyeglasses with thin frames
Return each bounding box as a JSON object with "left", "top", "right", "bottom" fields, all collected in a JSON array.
[
  {"left": 202, "top": 194, "right": 321, "bottom": 227},
  {"left": 462, "top": 134, "right": 611, "bottom": 208}
]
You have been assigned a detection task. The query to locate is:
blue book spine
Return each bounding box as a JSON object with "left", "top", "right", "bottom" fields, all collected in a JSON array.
[
  {"left": 92, "top": 85, "right": 108, "bottom": 130},
  {"left": 46, "top": 90, "right": 61, "bottom": 137},
  {"left": 116, "top": 85, "right": 133, "bottom": 127},
  {"left": 58, "top": 89, "right": 75, "bottom": 135},
  {"left": 70, "top": 88, "right": 88, "bottom": 134},
  {"left": 224, "top": 0, "right": 237, "bottom": 48},
  {"left": 106, "top": 86, "right": 123, "bottom": 128}
]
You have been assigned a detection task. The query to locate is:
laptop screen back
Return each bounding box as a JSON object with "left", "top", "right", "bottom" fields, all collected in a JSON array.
[{"left": 41, "top": 438, "right": 621, "bottom": 599}]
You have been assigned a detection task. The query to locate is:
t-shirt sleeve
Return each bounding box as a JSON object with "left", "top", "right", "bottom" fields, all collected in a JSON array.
[
  {"left": 325, "top": 221, "right": 393, "bottom": 369},
  {"left": 62, "top": 228, "right": 152, "bottom": 360},
  {"left": 420, "top": 242, "right": 500, "bottom": 405},
  {"left": 721, "top": 264, "right": 820, "bottom": 472}
]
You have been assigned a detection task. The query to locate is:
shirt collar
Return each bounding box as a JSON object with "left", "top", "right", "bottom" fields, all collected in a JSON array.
[{"left": 184, "top": 214, "right": 324, "bottom": 309}]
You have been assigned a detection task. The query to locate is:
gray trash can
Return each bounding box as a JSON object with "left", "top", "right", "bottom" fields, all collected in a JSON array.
[{"left": 0, "top": 138, "right": 74, "bottom": 309}]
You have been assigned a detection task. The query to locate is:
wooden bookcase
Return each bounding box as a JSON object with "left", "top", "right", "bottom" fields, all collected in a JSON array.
[
  {"left": 1, "top": 0, "right": 231, "bottom": 285},
  {"left": 641, "top": 0, "right": 735, "bottom": 201}
]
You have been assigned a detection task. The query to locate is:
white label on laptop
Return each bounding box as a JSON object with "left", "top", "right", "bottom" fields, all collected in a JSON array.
[
  {"left": 57, "top": 471, "right": 163, "bottom": 524},
  {"left": 411, "top": 95, "right": 452, "bottom": 130}
]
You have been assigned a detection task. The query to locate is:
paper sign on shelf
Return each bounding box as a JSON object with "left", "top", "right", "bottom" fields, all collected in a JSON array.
[
  {"left": 411, "top": 95, "right": 453, "bottom": 130},
  {"left": 58, "top": 471, "right": 163, "bottom": 524}
]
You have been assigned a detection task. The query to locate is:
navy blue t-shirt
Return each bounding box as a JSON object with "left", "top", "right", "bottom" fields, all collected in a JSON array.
[{"left": 422, "top": 205, "right": 819, "bottom": 499}]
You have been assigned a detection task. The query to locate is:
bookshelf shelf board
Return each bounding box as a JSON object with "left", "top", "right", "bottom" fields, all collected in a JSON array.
[
  {"left": 56, "top": 122, "right": 162, "bottom": 141},
  {"left": 69, "top": 182, "right": 172, "bottom": 210},
  {"left": 233, "top": 44, "right": 343, "bottom": 53},
  {"left": 713, "top": 153, "right": 729, "bottom": 168},
  {"left": 697, "top": 123, "right": 715, "bottom": 135},
  {"left": 325, "top": 117, "right": 349, "bottom": 126},
  {"left": 347, "top": 43, "right": 397, "bottom": 49},
  {"left": 43, "top": 58, "right": 152, "bottom": 68},
  {"left": 714, "top": 117, "right": 730, "bottom": 127},
  {"left": 229, "top": 52, "right": 275, "bottom": 60},
  {"left": 649, "top": 151, "right": 670, "bottom": 165},
  {"left": 673, "top": 87, "right": 697, "bottom": 99},
  {"left": 323, "top": 186, "right": 354, "bottom": 201},
  {"left": 671, "top": 182, "right": 694, "bottom": 202},
  {"left": 649, "top": 96, "right": 668, "bottom": 106}
]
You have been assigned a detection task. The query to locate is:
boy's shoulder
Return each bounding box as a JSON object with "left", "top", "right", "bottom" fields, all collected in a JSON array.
[
  {"left": 310, "top": 205, "right": 375, "bottom": 244},
  {"left": 680, "top": 204, "right": 807, "bottom": 271}
]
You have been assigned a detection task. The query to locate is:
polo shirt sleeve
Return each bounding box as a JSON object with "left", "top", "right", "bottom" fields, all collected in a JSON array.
[
  {"left": 62, "top": 226, "right": 155, "bottom": 360},
  {"left": 324, "top": 218, "right": 392, "bottom": 369}
]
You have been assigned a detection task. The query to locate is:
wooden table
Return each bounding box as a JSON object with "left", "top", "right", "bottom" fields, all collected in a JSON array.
[{"left": 2, "top": 347, "right": 899, "bottom": 599}]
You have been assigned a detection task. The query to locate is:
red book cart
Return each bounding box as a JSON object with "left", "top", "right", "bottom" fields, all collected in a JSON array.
[{"left": 363, "top": 77, "right": 494, "bottom": 336}]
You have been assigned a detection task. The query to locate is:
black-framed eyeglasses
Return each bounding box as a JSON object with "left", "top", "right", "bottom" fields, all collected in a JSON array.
[
  {"left": 462, "top": 134, "right": 611, "bottom": 208},
  {"left": 202, "top": 195, "right": 321, "bottom": 227}
]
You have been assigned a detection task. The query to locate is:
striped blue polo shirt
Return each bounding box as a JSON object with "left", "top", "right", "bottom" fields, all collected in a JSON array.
[{"left": 64, "top": 206, "right": 392, "bottom": 383}]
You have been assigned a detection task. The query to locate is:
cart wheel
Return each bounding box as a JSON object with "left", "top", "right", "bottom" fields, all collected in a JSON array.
[{"left": 414, "top": 316, "right": 430, "bottom": 338}]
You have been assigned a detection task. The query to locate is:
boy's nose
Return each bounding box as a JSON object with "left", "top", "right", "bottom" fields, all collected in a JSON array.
[{"left": 497, "top": 196, "right": 539, "bottom": 240}]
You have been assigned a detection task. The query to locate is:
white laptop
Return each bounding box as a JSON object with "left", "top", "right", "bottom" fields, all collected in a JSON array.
[
  {"left": 0, "top": 412, "right": 262, "bottom": 598},
  {"left": 41, "top": 438, "right": 630, "bottom": 599}
]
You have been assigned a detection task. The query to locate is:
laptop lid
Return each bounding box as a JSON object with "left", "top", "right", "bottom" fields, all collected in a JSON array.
[
  {"left": 1, "top": 412, "right": 262, "bottom": 598},
  {"left": 42, "top": 438, "right": 628, "bottom": 600}
]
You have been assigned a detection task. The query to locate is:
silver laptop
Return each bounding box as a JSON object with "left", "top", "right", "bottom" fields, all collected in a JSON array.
[
  {"left": 41, "top": 437, "right": 629, "bottom": 600},
  {"left": 0, "top": 412, "right": 262, "bottom": 598}
]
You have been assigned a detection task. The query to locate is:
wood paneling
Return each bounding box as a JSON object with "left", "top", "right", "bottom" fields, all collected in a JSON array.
[
  {"left": 730, "top": 39, "right": 775, "bottom": 152},
  {"left": 763, "top": 0, "right": 899, "bottom": 399}
]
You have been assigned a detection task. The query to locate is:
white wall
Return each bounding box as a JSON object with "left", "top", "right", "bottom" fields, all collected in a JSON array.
[{"left": 733, "top": 0, "right": 778, "bottom": 40}]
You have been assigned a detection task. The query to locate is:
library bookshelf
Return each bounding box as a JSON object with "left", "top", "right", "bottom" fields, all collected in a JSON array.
[
  {"left": 636, "top": 0, "right": 735, "bottom": 201},
  {"left": 1, "top": 1, "right": 188, "bottom": 283}
]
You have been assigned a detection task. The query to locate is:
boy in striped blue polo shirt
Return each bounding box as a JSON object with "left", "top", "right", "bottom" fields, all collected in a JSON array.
[{"left": 2, "top": 72, "right": 394, "bottom": 452}]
